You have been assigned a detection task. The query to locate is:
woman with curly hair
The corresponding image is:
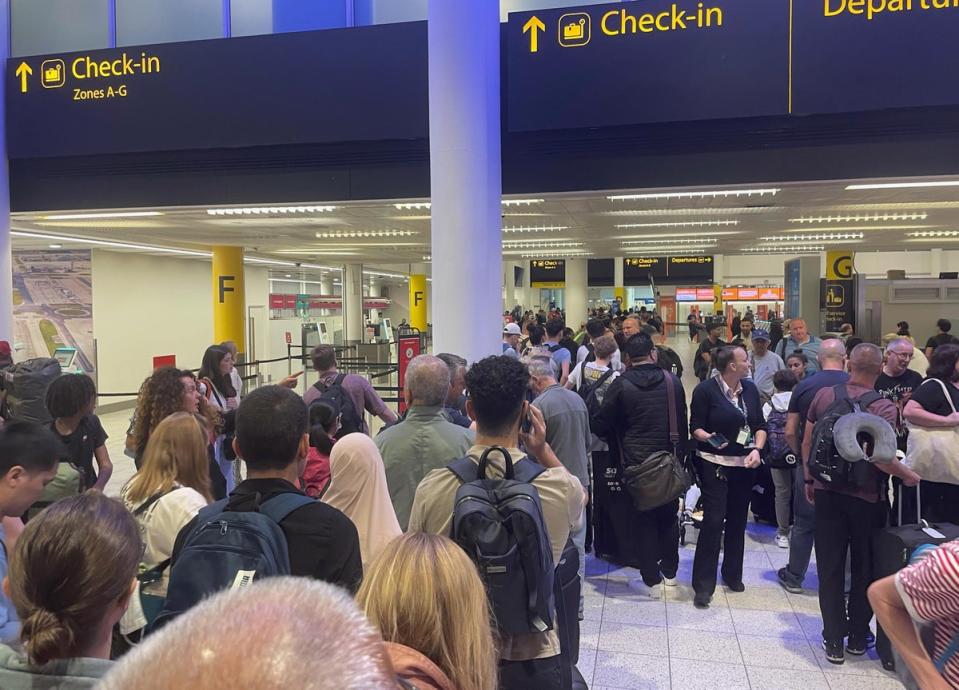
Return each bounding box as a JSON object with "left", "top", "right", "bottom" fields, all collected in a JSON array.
[{"left": 126, "top": 368, "right": 226, "bottom": 499}]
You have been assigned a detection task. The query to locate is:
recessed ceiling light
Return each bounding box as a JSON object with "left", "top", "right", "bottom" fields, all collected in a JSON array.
[
  {"left": 621, "top": 238, "right": 719, "bottom": 246},
  {"left": 284, "top": 274, "right": 292, "bottom": 278},
  {"left": 422, "top": 255, "right": 432, "bottom": 261},
  {"left": 41, "top": 211, "right": 164, "bottom": 221},
  {"left": 394, "top": 203, "right": 432, "bottom": 211},
  {"left": 206, "top": 206, "right": 336, "bottom": 216},
  {"left": 846, "top": 181, "right": 959, "bottom": 190},
  {"left": 742, "top": 245, "right": 825, "bottom": 254},
  {"left": 615, "top": 231, "right": 742, "bottom": 240},
  {"left": 784, "top": 225, "right": 930, "bottom": 233},
  {"left": 623, "top": 244, "right": 718, "bottom": 254},
  {"left": 614, "top": 220, "right": 740, "bottom": 229},
  {"left": 49, "top": 244, "right": 62, "bottom": 249},
  {"left": 607, "top": 188, "right": 780, "bottom": 202},
  {"left": 502, "top": 225, "right": 570, "bottom": 233},
  {"left": 761, "top": 233, "right": 864, "bottom": 242},
  {"left": 625, "top": 248, "right": 715, "bottom": 256},
  {"left": 789, "top": 213, "right": 927, "bottom": 224},
  {"left": 606, "top": 207, "right": 774, "bottom": 217},
  {"left": 512, "top": 250, "right": 593, "bottom": 258},
  {"left": 502, "top": 199, "right": 545, "bottom": 206}
]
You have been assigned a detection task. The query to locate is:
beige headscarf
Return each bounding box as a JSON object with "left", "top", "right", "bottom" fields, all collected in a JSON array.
[{"left": 322, "top": 433, "right": 402, "bottom": 568}]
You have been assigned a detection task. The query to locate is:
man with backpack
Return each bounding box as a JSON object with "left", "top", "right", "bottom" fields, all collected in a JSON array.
[
  {"left": 545, "top": 319, "right": 573, "bottom": 386},
  {"left": 304, "top": 345, "right": 398, "bottom": 436},
  {"left": 156, "top": 386, "right": 363, "bottom": 630},
  {"left": 408, "top": 356, "right": 586, "bottom": 690},
  {"left": 592, "top": 332, "right": 689, "bottom": 590},
  {"left": 802, "top": 343, "right": 921, "bottom": 665}
]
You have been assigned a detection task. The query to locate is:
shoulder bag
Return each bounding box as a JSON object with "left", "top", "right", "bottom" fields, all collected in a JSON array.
[
  {"left": 619, "top": 375, "right": 691, "bottom": 512},
  {"left": 904, "top": 379, "right": 959, "bottom": 485}
]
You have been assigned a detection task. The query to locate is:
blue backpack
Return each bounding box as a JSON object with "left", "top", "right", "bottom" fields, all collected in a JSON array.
[{"left": 151, "top": 492, "right": 314, "bottom": 632}]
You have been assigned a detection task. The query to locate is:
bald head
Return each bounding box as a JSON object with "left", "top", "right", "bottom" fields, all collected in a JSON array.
[
  {"left": 818, "top": 339, "right": 847, "bottom": 369},
  {"left": 406, "top": 355, "right": 452, "bottom": 407},
  {"left": 100, "top": 578, "right": 397, "bottom": 690},
  {"left": 849, "top": 343, "right": 883, "bottom": 379}
]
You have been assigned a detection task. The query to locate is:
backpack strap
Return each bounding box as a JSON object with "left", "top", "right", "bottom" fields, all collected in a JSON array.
[
  {"left": 511, "top": 457, "right": 547, "bottom": 484},
  {"left": 665, "top": 374, "right": 680, "bottom": 453},
  {"left": 132, "top": 490, "right": 171, "bottom": 519},
  {"left": 258, "top": 492, "right": 316, "bottom": 525},
  {"left": 447, "top": 456, "right": 479, "bottom": 483},
  {"left": 853, "top": 391, "right": 883, "bottom": 410},
  {"left": 446, "top": 452, "right": 546, "bottom": 484}
]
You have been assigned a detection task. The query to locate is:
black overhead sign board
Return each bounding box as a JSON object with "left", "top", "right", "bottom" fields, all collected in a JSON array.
[
  {"left": 507, "top": 0, "right": 959, "bottom": 131},
  {"left": 6, "top": 22, "right": 429, "bottom": 158},
  {"left": 624, "top": 256, "right": 713, "bottom": 286}
]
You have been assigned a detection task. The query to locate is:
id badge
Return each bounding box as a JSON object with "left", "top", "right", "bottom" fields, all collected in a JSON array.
[{"left": 736, "top": 427, "right": 752, "bottom": 446}]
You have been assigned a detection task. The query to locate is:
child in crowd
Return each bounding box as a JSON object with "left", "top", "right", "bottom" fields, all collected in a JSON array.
[
  {"left": 302, "top": 402, "right": 337, "bottom": 498},
  {"left": 763, "top": 369, "right": 799, "bottom": 549},
  {"left": 45, "top": 374, "right": 112, "bottom": 492}
]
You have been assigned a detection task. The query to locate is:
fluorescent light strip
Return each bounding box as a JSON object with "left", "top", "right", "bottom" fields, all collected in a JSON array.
[
  {"left": 502, "top": 225, "right": 569, "bottom": 233},
  {"left": 761, "top": 233, "right": 864, "bottom": 242},
  {"left": 394, "top": 203, "right": 432, "bottom": 211},
  {"left": 606, "top": 207, "right": 773, "bottom": 217},
  {"left": 315, "top": 230, "right": 417, "bottom": 239},
  {"left": 42, "top": 211, "right": 164, "bottom": 221},
  {"left": 502, "top": 199, "right": 545, "bottom": 206},
  {"left": 622, "top": 238, "right": 718, "bottom": 246},
  {"left": 608, "top": 188, "right": 780, "bottom": 201},
  {"left": 625, "top": 248, "right": 714, "bottom": 256},
  {"left": 784, "top": 225, "right": 930, "bottom": 233},
  {"left": 11, "top": 230, "right": 211, "bottom": 257},
  {"left": 789, "top": 213, "right": 927, "bottom": 224},
  {"left": 207, "top": 206, "right": 336, "bottom": 215},
  {"left": 615, "top": 231, "right": 742, "bottom": 241},
  {"left": 615, "top": 220, "right": 739, "bottom": 229},
  {"left": 846, "top": 181, "right": 959, "bottom": 190},
  {"left": 503, "top": 238, "right": 581, "bottom": 246},
  {"left": 906, "top": 230, "right": 959, "bottom": 238},
  {"left": 742, "top": 245, "right": 825, "bottom": 253}
]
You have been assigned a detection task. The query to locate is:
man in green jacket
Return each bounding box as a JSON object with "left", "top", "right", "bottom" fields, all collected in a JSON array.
[{"left": 375, "top": 355, "right": 474, "bottom": 529}]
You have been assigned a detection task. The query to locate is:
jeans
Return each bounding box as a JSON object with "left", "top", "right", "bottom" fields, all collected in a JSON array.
[
  {"left": 813, "top": 489, "right": 885, "bottom": 642},
  {"left": 636, "top": 498, "right": 681, "bottom": 586},
  {"left": 770, "top": 466, "right": 795, "bottom": 534},
  {"left": 500, "top": 655, "right": 567, "bottom": 690},
  {"left": 692, "top": 461, "right": 755, "bottom": 596},
  {"left": 785, "top": 462, "right": 816, "bottom": 585}
]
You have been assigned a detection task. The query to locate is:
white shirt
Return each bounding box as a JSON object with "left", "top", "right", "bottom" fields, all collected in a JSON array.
[{"left": 576, "top": 345, "right": 624, "bottom": 372}]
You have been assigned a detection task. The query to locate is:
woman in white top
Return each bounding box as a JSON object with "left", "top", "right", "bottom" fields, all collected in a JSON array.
[
  {"left": 120, "top": 412, "right": 212, "bottom": 637},
  {"left": 322, "top": 433, "right": 401, "bottom": 570}
]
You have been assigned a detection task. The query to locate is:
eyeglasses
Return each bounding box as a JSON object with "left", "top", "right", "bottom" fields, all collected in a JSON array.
[{"left": 889, "top": 351, "right": 914, "bottom": 361}]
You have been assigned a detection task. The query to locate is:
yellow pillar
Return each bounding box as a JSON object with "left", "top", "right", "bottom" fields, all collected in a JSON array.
[
  {"left": 713, "top": 284, "right": 724, "bottom": 314},
  {"left": 409, "top": 274, "right": 428, "bottom": 331},
  {"left": 614, "top": 286, "right": 626, "bottom": 308},
  {"left": 212, "top": 246, "right": 246, "bottom": 353}
]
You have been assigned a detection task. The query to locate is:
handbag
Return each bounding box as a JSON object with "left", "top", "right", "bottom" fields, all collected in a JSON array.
[
  {"left": 619, "top": 375, "right": 691, "bottom": 512},
  {"left": 904, "top": 378, "right": 959, "bottom": 485}
]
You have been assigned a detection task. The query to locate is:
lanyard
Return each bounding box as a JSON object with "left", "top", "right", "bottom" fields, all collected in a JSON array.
[{"left": 717, "top": 377, "right": 749, "bottom": 426}]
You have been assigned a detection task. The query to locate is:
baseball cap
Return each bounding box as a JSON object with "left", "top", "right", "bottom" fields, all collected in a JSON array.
[
  {"left": 752, "top": 329, "right": 771, "bottom": 342},
  {"left": 503, "top": 323, "right": 522, "bottom": 336}
]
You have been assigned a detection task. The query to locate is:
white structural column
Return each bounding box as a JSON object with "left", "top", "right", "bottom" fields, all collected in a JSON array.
[
  {"left": 0, "top": 0, "right": 13, "bottom": 344},
  {"left": 565, "top": 259, "right": 588, "bottom": 330},
  {"left": 930, "top": 248, "right": 944, "bottom": 278},
  {"left": 428, "top": 0, "right": 502, "bottom": 362},
  {"left": 342, "top": 264, "right": 364, "bottom": 342}
]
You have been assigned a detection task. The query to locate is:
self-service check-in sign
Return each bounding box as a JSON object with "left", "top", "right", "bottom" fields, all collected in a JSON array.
[
  {"left": 41, "top": 59, "right": 66, "bottom": 88},
  {"left": 559, "top": 12, "right": 591, "bottom": 47}
]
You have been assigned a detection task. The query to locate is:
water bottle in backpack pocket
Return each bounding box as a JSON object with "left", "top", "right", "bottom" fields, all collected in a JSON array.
[{"left": 447, "top": 446, "right": 556, "bottom": 637}]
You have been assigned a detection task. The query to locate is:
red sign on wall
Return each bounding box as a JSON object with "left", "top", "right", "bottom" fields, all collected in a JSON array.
[
  {"left": 397, "top": 335, "right": 422, "bottom": 415},
  {"left": 153, "top": 354, "right": 176, "bottom": 370}
]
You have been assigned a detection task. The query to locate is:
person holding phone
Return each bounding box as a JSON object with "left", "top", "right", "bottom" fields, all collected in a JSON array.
[{"left": 690, "top": 346, "right": 767, "bottom": 609}]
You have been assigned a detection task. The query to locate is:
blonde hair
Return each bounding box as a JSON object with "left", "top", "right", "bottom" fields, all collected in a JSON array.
[
  {"left": 357, "top": 533, "right": 498, "bottom": 690},
  {"left": 125, "top": 412, "right": 213, "bottom": 505}
]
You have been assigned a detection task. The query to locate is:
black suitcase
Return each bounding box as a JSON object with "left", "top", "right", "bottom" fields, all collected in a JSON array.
[
  {"left": 554, "top": 538, "right": 581, "bottom": 690},
  {"left": 873, "top": 488, "right": 959, "bottom": 670},
  {"left": 751, "top": 463, "right": 777, "bottom": 525}
]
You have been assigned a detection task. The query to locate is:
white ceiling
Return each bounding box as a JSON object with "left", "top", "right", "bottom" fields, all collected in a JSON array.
[{"left": 11, "top": 176, "right": 959, "bottom": 282}]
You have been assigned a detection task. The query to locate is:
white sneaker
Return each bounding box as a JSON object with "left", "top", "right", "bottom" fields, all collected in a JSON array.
[
  {"left": 663, "top": 576, "right": 678, "bottom": 587},
  {"left": 775, "top": 533, "right": 790, "bottom": 549}
]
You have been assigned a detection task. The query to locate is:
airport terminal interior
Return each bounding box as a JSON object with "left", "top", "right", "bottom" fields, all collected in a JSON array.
[{"left": 2, "top": 1, "right": 959, "bottom": 689}]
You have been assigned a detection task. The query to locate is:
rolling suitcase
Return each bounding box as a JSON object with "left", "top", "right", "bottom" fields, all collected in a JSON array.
[{"left": 873, "top": 488, "right": 959, "bottom": 670}]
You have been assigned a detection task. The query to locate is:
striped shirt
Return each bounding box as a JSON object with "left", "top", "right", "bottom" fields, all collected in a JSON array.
[{"left": 896, "top": 541, "right": 959, "bottom": 688}]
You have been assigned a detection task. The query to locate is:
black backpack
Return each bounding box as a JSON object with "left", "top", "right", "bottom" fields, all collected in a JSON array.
[
  {"left": 447, "top": 447, "right": 556, "bottom": 637},
  {"left": 575, "top": 361, "right": 615, "bottom": 434},
  {"left": 311, "top": 374, "right": 361, "bottom": 438},
  {"left": 808, "top": 385, "right": 884, "bottom": 489}
]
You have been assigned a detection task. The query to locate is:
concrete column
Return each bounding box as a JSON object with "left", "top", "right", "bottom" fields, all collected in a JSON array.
[
  {"left": 428, "top": 0, "right": 502, "bottom": 363},
  {"left": 565, "top": 259, "right": 588, "bottom": 332},
  {"left": 0, "top": 0, "right": 13, "bottom": 345},
  {"left": 212, "top": 247, "right": 246, "bottom": 353},
  {"left": 368, "top": 279, "right": 382, "bottom": 298},
  {"left": 714, "top": 254, "right": 725, "bottom": 284},
  {"left": 502, "top": 261, "right": 513, "bottom": 312},
  {"left": 342, "top": 263, "right": 364, "bottom": 342}
]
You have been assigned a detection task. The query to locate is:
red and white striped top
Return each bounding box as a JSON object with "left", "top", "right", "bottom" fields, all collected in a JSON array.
[{"left": 896, "top": 541, "right": 959, "bottom": 688}]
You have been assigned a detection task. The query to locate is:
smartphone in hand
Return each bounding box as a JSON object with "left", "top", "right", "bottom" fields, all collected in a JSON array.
[{"left": 707, "top": 434, "right": 729, "bottom": 449}]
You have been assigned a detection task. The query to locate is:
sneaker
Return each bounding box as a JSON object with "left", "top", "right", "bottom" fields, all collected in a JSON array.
[
  {"left": 823, "top": 639, "right": 845, "bottom": 665},
  {"left": 663, "top": 576, "right": 678, "bottom": 587},
  {"left": 777, "top": 567, "right": 803, "bottom": 594},
  {"left": 775, "top": 533, "right": 790, "bottom": 549},
  {"left": 846, "top": 634, "right": 868, "bottom": 656},
  {"left": 693, "top": 593, "right": 711, "bottom": 609}
]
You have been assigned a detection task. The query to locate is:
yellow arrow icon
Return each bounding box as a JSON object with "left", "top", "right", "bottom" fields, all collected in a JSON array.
[
  {"left": 523, "top": 16, "right": 546, "bottom": 54},
  {"left": 15, "top": 62, "right": 33, "bottom": 94}
]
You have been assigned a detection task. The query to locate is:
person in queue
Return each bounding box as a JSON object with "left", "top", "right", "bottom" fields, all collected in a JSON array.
[
  {"left": 592, "top": 332, "right": 688, "bottom": 590},
  {"left": 903, "top": 343, "right": 959, "bottom": 524},
  {"left": 376, "top": 355, "right": 473, "bottom": 529},
  {"left": 219, "top": 340, "right": 244, "bottom": 404},
  {"left": 577, "top": 319, "right": 624, "bottom": 372},
  {"left": 690, "top": 345, "right": 767, "bottom": 609},
  {"left": 99, "top": 578, "right": 401, "bottom": 690},
  {"left": 409, "top": 356, "right": 585, "bottom": 690},
  {"left": 0, "top": 493, "right": 140, "bottom": 689},
  {"left": 875, "top": 338, "right": 924, "bottom": 456},
  {"left": 777, "top": 339, "right": 849, "bottom": 594},
  {"left": 436, "top": 353, "right": 472, "bottom": 428},
  {"left": 735, "top": 317, "right": 755, "bottom": 352},
  {"left": 358, "top": 532, "right": 498, "bottom": 690},
  {"left": 802, "top": 343, "right": 920, "bottom": 665},
  {"left": 304, "top": 345, "right": 398, "bottom": 435},
  {"left": 776, "top": 318, "right": 822, "bottom": 375},
  {"left": 925, "top": 318, "right": 959, "bottom": 360},
  {"left": 302, "top": 401, "right": 337, "bottom": 498},
  {"left": 170, "top": 386, "right": 363, "bottom": 592},
  {"left": 544, "top": 319, "right": 573, "bottom": 386},
  {"left": 198, "top": 345, "right": 242, "bottom": 492},
  {"left": 119, "top": 413, "right": 213, "bottom": 638},
  {"left": 0, "top": 423, "right": 61, "bottom": 643},
  {"left": 322, "top": 433, "right": 402, "bottom": 570},
  {"left": 693, "top": 322, "right": 726, "bottom": 382},
  {"left": 763, "top": 369, "right": 799, "bottom": 549},
  {"left": 749, "top": 329, "right": 786, "bottom": 404},
  {"left": 45, "top": 373, "right": 112, "bottom": 492},
  {"left": 785, "top": 351, "right": 809, "bottom": 383},
  {"left": 503, "top": 323, "right": 522, "bottom": 359}
]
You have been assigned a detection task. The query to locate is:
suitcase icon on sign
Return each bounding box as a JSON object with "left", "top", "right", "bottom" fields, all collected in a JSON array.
[
  {"left": 41, "top": 59, "right": 65, "bottom": 88},
  {"left": 559, "top": 13, "right": 590, "bottom": 47}
]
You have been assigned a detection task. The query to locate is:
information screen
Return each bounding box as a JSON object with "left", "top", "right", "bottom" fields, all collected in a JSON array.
[
  {"left": 530, "top": 259, "right": 566, "bottom": 287},
  {"left": 623, "top": 256, "right": 667, "bottom": 286},
  {"left": 665, "top": 256, "right": 715, "bottom": 285},
  {"left": 587, "top": 258, "right": 615, "bottom": 286}
]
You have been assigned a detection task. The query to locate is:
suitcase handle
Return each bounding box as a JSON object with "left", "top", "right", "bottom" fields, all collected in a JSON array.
[{"left": 898, "top": 482, "right": 934, "bottom": 530}]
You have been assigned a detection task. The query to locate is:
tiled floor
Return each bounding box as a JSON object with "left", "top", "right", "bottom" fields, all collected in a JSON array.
[{"left": 579, "top": 521, "right": 906, "bottom": 689}]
